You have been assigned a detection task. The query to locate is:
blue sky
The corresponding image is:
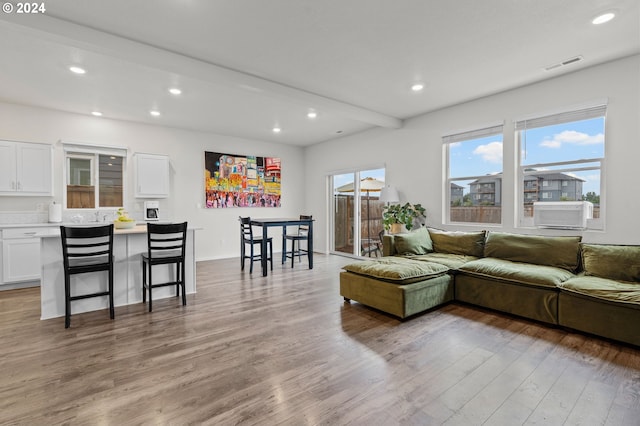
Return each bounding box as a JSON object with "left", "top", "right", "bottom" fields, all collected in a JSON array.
[{"left": 449, "top": 117, "right": 604, "bottom": 194}]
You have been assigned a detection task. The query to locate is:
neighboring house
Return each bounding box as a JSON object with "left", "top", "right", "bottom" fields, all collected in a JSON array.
[
  {"left": 523, "top": 173, "right": 585, "bottom": 204},
  {"left": 468, "top": 172, "right": 584, "bottom": 206},
  {"left": 469, "top": 174, "right": 502, "bottom": 206},
  {"left": 450, "top": 183, "right": 464, "bottom": 205}
]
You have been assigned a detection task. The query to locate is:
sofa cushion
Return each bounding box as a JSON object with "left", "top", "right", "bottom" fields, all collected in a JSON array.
[
  {"left": 559, "top": 275, "right": 640, "bottom": 307},
  {"left": 342, "top": 257, "right": 449, "bottom": 284},
  {"left": 581, "top": 244, "right": 640, "bottom": 283},
  {"left": 393, "top": 227, "right": 433, "bottom": 255},
  {"left": 459, "top": 257, "right": 575, "bottom": 288},
  {"left": 410, "top": 253, "right": 480, "bottom": 270},
  {"left": 427, "top": 228, "right": 486, "bottom": 257},
  {"left": 484, "top": 232, "right": 581, "bottom": 272}
]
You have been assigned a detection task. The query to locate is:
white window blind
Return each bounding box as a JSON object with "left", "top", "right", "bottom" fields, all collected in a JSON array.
[
  {"left": 442, "top": 123, "right": 504, "bottom": 144},
  {"left": 515, "top": 103, "right": 607, "bottom": 130}
]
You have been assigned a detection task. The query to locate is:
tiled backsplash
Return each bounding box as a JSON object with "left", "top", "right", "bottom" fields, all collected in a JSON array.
[{"left": 0, "top": 211, "right": 49, "bottom": 224}]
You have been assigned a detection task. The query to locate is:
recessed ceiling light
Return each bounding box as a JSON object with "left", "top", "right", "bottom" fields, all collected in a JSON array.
[
  {"left": 91, "top": 111, "right": 103, "bottom": 117},
  {"left": 307, "top": 111, "right": 317, "bottom": 119},
  {"left": 592, "top": 12, "right": 615, "bottom": 25},
  {"left": 411, "top": 83, "right": 425, "bottom": 92},
  {"left": 69, "top": 66, "right": 86, "bottom": 75},
  {"left": 150, "top": 110, "right": 161, "bottom": 117},
  {"left": 168, "top": 88, "right": 182, "bottom": 95},
  {"left": 272, "top": 127, "right": 282, "bottom": 133}
]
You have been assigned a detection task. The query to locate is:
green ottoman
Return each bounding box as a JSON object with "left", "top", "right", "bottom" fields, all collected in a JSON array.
[{"left": 340, "top": 257, "right": 453, "bottom": 319}]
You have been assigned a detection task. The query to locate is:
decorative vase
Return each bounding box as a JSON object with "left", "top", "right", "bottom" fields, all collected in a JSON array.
[{"left": 390, "top": 223, "right": 405, "bottom": 234}]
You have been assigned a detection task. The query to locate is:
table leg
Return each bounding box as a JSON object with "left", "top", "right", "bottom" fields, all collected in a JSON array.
[
  {"left": 261, "top": 225, "right": 268, "bottom": 276},
  {"left": 281, "top": 225, "right": 287, "bottom": 264},
  {"left": 308, "top": 221, "right": 313, "bottom": 269}
]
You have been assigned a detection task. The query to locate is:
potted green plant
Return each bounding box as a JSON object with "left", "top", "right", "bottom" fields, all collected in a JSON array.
[{"left": 382, "top": 202, "right": 426, "bottom": 233}]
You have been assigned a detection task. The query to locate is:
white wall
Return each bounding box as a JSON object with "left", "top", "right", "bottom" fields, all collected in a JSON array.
[
  {"left": 0, "top": 102, "right": 306, "bottom": 260},
  {"left": 306, "top": 55, "right": 640, "bottom": 249},
  {"left": 2, "top": 55, "right": 638, "bottom": 261}
]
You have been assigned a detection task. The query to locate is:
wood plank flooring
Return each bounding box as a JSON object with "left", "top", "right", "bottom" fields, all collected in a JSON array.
[{"left": 1, "top": 254, "right": 639, "bottom": 425}]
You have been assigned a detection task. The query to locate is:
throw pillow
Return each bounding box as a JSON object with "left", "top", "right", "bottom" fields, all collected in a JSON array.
[
  {"left": 394, "top": 227, "right": 433, "bottom": 255},
  {"left": 485, "top": 232, "right": 582, "bottom": 272},
  {"left": 581, "top": 243, "right": 640, "bottom": 283},
  {"left": 427, "top": 228, "right": 486, "bottom": 257}
]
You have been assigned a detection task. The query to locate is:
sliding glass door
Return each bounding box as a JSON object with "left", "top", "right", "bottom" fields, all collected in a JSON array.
[{"left": 331, "top": 168, "right": 385, "bottom": 257}]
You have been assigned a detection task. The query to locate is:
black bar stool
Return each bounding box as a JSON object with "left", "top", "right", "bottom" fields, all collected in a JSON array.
[
  {"left": 60, "top": 224, "right": 115, "bottom": 328},
  {"left": 239, "top": 216, "right": 272, "bottom": 273},
  {"left": 284, "top": 215, "right": 312, "bottom": 267},
  {"left": 142, "top": 222, "right": 188, "bottom": 312}
]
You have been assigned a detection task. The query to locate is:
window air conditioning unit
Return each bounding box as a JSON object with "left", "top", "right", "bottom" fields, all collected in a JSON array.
[{"left": 533, "top": 201, "right": 593, "bottom": 229}]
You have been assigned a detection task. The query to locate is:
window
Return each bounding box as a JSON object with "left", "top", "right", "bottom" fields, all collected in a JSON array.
[
  {"left": 516, "top": 102, "right": 606, "bottom": 229},
  {"left": 444, "top": 123, "right": 503, "bottom": 224},
  {"left": 63, "top": 143, "right": 126, "bottom": 209}
]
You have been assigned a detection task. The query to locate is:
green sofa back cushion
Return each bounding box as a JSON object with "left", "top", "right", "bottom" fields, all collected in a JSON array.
[
  {"left": 394, "top": 227, "right": 433, "bottom": 255},
  {"left": 484, "top": 232, "right": 581, "bottom": 272},
  {"left": 427, "top": 228, "right": 486, "bottom": 257},
  {"left": 343, "top": 257, "right": 449, "bottom": 283},
  {"left": 581, "top": 244, "right": 640, "bottom": 282}
]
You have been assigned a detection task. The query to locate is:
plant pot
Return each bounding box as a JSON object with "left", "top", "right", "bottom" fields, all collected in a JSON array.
[{"left": 390, "top": 223, "right": 406, "bottom": 234}]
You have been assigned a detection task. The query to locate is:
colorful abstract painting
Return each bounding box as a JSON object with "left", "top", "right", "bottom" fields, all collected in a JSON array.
[{"left": 204, "top": 151, "right": 281, "bottom": 208}]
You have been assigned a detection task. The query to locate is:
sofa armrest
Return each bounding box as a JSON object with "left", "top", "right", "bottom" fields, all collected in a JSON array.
[{"left": 382, "top": 234, "right": 397, "bottom": 256}]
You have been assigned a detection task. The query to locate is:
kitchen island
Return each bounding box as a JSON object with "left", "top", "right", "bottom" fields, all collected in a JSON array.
[{"left": 40, "top": 224, "right": 197, "bottom": 320}]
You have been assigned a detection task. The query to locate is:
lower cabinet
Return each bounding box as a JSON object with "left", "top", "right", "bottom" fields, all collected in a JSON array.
[{"left": 1, "top": 229, "right": 41, "bottom": 284}]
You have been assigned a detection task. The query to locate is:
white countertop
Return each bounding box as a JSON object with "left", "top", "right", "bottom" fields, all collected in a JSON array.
[
  {"left": 1, "top": 222, "right": 199, "bottom": 237},
  {"left": 0, "top": 222, "right": 146, "bottom": 229},
  {"left": 28, "top": 224, "right": 149, "bottom": 238},
  {"left": 0, "top": 222, "right": 72, "bottom": 229}
]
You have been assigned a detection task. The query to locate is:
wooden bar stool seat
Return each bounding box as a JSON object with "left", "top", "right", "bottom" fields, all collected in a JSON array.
[
  {"left": 240, "top": 216, "right": 273, "bottom": 273},
  {"left": 283, "top": 215, "right": 312, "bottom": 267},
  {"left": 142, "top": 222, "right": 188, "bottom": 312},
  {"left": 60, "top": 224, "right": 115, "bottom": 328}
]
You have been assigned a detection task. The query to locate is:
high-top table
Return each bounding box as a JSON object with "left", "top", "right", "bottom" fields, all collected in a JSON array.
[{"left": 250, "top": 218, "right": 314, "bottom": 276}]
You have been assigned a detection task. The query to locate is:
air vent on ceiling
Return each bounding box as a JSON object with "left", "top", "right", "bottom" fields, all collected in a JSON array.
[{"left": 544, "top": 55, "right": 584, "bottom": 72}]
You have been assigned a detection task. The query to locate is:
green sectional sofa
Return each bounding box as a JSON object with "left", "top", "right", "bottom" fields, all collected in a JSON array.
[{"left": 339, "top": 227, "right": 640, "bottom": 347}]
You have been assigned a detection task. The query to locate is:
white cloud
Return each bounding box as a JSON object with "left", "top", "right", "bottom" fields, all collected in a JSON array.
[
  {"left": 582, "top": 173, "right": 601, "bottom": 184},
  {"left": 473, "top": 141, "right": 503, "bottom": 163},
  {"left": 540, "top": 130, "right": 604, "bottom": 149}
]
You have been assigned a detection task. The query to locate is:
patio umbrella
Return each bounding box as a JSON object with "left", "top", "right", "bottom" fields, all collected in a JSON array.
[{"left": 336, "top": 177, "right": 385, "bottom": 255}]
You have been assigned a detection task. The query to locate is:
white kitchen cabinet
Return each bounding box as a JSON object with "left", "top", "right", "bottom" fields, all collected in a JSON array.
[
  {"left": 0, "top": 140, "right": 53, "bottom": 196},
  {"left": 134, "top": 153, "right": 170, "bottom": 198},
  {"left": 2, "top": 228, "right": 42, "bottom": 283}
]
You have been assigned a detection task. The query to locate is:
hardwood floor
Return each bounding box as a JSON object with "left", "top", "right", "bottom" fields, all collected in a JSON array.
[{"left": 1, "top": 254, "right": 639, "bottom": 425}]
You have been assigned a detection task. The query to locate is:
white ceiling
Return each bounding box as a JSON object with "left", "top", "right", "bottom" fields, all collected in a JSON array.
[{"left": 0, "top": 1, "right": 638, "bottom": 146}]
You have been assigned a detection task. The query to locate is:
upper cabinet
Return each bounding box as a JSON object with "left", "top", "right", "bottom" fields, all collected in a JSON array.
[
  {"left": 134, "top": 153, "right": 170, "bottom": 198},
  {"left": 0, "top": 140, "right": 53, "bottom": 196}
]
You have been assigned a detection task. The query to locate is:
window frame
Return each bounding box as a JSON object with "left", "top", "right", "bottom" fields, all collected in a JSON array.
[
  {"left": 515, "top": 102, "right": 606, "bottom": 230},
  {"left": 62, "top": 142, "right": 127, "bottom": 211},
  {"left": 443, "top": 122, "right": 504, "bottom": 225}
]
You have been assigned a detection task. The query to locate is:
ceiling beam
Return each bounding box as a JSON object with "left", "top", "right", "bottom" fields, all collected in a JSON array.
[{"left": 1, "top": 14, "right": 403, "bottom": 129}]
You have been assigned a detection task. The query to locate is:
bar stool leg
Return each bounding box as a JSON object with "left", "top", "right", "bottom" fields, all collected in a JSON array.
[
  {"left": 148, "top": 263, "right": 153, "bottom": 312},
  {"left": 109, "top": 264, "right": 114, "bottom": 320},
  {"left": 142, "top": 258, "right": 147, "bottom": 303},
  {"left": 65, "top": 275, "right": 71, "bottom": 329}
]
